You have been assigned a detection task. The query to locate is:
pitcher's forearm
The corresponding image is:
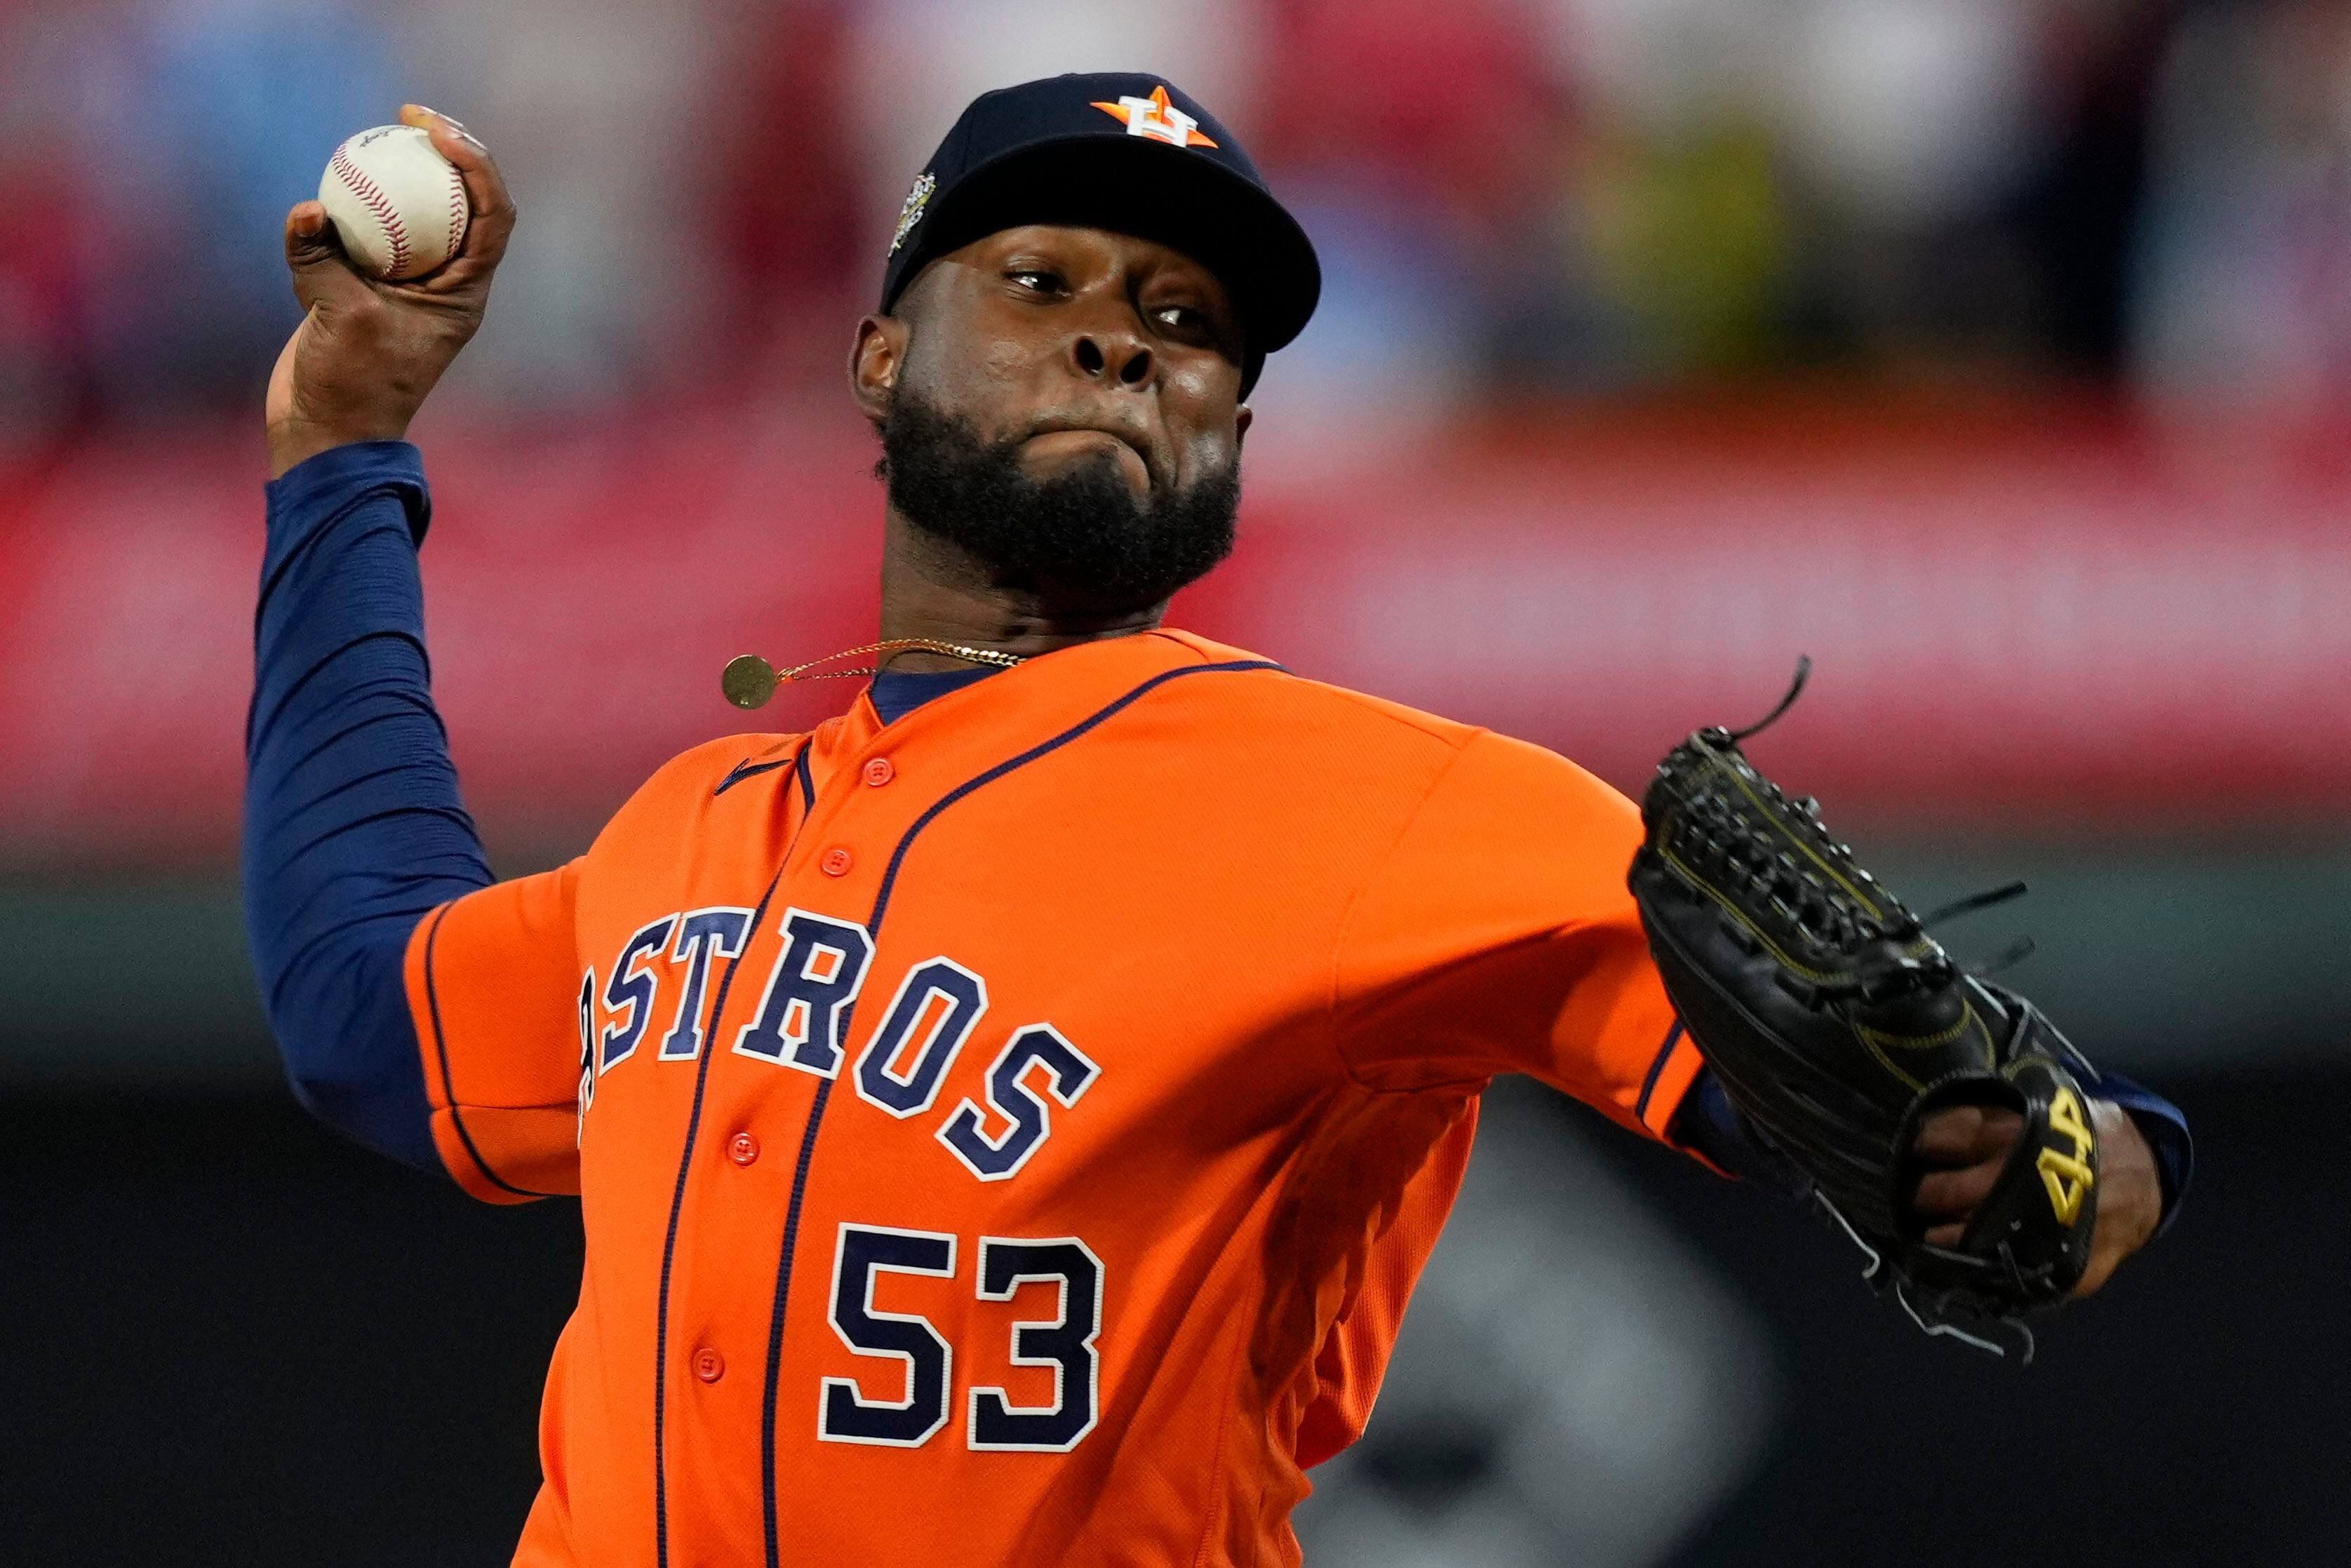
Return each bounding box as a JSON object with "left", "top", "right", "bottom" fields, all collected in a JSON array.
[{"left": 243, "top": 442, "right": 491, "bottom": 1168}]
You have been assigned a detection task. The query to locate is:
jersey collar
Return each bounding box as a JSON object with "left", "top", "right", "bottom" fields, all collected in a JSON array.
[{"left": 801, "top": 628, "right": 1273, "bottom": 793}]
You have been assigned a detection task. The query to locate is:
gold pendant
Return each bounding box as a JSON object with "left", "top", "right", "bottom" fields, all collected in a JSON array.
[{"left": 721, "top": 654, "right": 782, "bottom": 711}]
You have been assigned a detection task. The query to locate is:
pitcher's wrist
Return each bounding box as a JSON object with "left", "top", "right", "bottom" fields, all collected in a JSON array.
[{"left": 267, "top": 414, "right": 413, "bottom": 480}]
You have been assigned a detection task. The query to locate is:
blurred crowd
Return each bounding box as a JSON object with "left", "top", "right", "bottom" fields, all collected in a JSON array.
[{"left": 4, "top": 0, "right": 2348, "bottom": 453}]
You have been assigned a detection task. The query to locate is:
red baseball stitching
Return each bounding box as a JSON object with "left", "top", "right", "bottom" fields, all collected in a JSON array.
[
  {"left": 446, "top": 160, "right": 469, "bottom": 262},
  {"left": 331, "top": 143, "right": 412, "bottom": 276}
]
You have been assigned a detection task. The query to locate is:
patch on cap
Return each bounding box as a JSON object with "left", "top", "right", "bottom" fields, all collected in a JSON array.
[
  {"left": 889, "top": 171, "right": 937, "bottom": 254},
  {"left": 1090, "top": 85, "right": 1218, "bottom": 149}
]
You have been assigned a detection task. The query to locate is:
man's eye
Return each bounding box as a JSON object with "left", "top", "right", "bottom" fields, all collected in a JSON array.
[
  {"left": 1155, "top": 304, "right": 1206, "bottom": 332},
  {"left": 1009, "top": 269, "right": 1063, "bottom": 293}
]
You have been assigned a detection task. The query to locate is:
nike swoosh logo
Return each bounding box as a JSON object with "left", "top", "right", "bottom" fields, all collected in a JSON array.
[{"left": 714, "top": 757, "right": 792, "bottom": 797}]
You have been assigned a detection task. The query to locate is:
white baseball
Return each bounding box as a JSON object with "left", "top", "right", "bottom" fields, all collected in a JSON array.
[{"left": 318, "top": 124, "right": 469, "bottom": 281}]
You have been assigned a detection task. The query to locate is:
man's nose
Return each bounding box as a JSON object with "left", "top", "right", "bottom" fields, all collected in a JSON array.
[{"left": 1070, "top": 325, "right": 1154, "bottom": 389}]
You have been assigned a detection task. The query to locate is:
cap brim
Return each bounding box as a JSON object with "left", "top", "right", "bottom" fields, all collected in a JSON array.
[{"left": 885, "top": 134, "right": 1320, "bottom": 370}]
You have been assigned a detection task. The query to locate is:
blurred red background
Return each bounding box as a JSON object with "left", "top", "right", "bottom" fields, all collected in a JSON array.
[{"left": 4, "top": 392, "right": 2344, "bottom": 867}]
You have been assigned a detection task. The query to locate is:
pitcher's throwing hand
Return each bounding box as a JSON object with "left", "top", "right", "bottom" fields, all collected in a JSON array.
[{"left": 267, "top": 105, "right": 515, "bottom": 478}]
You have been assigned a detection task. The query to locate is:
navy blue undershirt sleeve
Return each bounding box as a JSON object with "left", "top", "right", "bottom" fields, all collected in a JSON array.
[
  {"left": 243, "top": 441, "right": 493, "bottom": 1172},
  {"left": 1670, "top": 1057, "right": 2192, "bottom": 1231},
  {"left": 2089, "top": 1070, "right": 2193, "bottom": 1238},
  {"left": 1671, "top": 1072, "right": 1812, "bottom": 1198}
]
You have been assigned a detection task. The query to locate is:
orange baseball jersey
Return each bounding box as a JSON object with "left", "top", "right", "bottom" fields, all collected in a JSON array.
[{"left": 403, "top": 627, "right": 1706, "bottom": 1567}]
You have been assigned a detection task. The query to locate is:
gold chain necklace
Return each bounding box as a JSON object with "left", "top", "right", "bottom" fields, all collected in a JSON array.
[{"left": 720, "top": 638, "right": 1027, "bottom": 711}]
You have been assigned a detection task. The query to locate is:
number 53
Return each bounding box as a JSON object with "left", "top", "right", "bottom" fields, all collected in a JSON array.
[{"left": 819, "top": 1224, "right": 1102, "bottom": 1453}]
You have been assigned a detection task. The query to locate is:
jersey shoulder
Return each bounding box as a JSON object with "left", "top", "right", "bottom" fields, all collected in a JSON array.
[
  {"left": 1163, "top": 628, "right": 1624, "bottom": 811},
  {"left": 646, "top": 729, "right": 809, "bottom": 804},
  {"left": 582, "top": 726, "right": 819, "bottom": 861},
  {"left": 1157, "top": 628, "right": 1473, "bottom": 756}
]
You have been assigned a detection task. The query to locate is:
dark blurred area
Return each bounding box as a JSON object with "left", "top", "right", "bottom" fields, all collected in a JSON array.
[
  {"left": 4, "top": 0, "right": 2348, "bottom": 1563},
  {"left": 8, "top": 1074, "right": 2346, "bottom": 1565}
]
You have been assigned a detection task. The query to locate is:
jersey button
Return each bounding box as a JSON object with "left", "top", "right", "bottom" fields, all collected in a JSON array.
[
  {"left": 820, "top": 847, "right": 853, "bottom": 877},
  {"left": 727, "top": 1132, "right": 759, "bottom": 1167},
  {"left": 862, "top": 757, "right": 895, "bottom": 787},
  {"left": 693, "top": 1347, "right": 725, "bottom": 1383}
]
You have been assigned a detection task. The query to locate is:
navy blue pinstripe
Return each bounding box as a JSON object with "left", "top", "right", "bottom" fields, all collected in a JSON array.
[
  {"left": 420, "top": 902, "right": 560, "bottom": 1200},
  {"left": 1633, "top": 1019, "right": 1687, "bottom": 1126},
  {"left": 654, "top": 744, "right": 816, "bottom": 1568}
]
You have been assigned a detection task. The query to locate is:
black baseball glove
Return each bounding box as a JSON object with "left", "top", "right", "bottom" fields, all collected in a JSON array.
[{"left": 1627, "top": 662, "right": 2100, "bottom": 1354}]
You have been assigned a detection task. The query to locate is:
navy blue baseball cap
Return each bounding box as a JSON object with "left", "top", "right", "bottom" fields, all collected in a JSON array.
[{"left": 878, "top": 73, "right": 1320, "bottom": 397}]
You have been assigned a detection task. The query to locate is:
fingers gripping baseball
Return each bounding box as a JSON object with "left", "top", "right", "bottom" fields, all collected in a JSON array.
[
  {"left": 266, "top": 107, "right": 517, "bottom": 479},
  {"left": 412, "top": 107, "right": 518, "bottom": 287},
  {"left": 283, "top": 201, "right": 372, "bottom": 309}
]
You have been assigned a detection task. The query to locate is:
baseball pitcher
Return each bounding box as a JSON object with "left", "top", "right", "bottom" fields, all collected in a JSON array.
[{"left": 246, "top": 81, "right": 2191, "bottom": 1568}]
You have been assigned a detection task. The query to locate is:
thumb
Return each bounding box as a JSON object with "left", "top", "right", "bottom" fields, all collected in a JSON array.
[{"left": 283, "top": 201, "right": 371, "bottom": 310}]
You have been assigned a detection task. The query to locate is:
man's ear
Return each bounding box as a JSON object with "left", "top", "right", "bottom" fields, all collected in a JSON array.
[
  {"left": 1234, "top": 404, "right": 1252, "bottom": 448},
  {"left": 850, "top": 314, "right": 909, "bottom": 427}
]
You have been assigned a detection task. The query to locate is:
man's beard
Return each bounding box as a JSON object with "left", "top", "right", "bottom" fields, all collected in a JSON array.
[{"left": 877, "top": 391, "right": 1240, "bottom": 610}]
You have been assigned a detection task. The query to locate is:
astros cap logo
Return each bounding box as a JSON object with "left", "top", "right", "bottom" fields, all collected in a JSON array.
[{"left": 1090, "top": 85, "right": 1219, "bottom": 149}]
